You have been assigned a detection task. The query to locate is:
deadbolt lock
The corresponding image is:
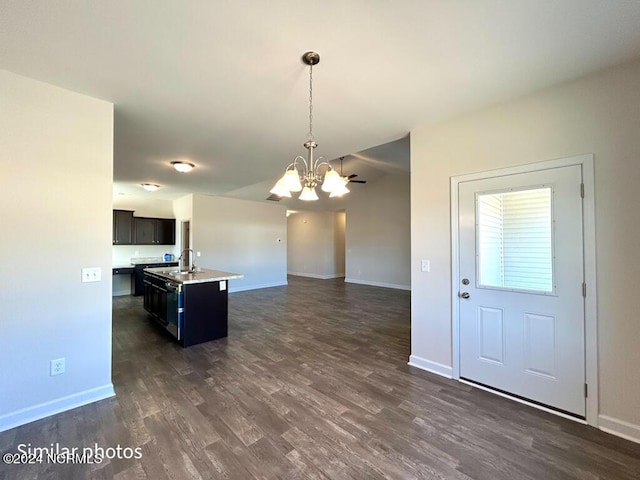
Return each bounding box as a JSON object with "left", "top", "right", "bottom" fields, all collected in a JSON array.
[{"left": 462, "top": 278, "right": 469, "bottom": 285}]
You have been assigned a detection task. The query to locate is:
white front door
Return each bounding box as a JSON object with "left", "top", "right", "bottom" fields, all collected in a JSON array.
[{"left": 458, "top": 164, "right": 586, "bottom": 417}]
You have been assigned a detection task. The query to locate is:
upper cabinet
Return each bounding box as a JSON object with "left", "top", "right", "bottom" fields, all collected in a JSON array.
[
  {"left": 156, "top": 218, "right": 176, "bottom": 245},
  {"left": 133, "top": 217, "right": 155, "bottom": 244},
  {"left": 113, "top": 210, "right": 134, "bottom": 245},
  {"left": 133, "top": 217, "right": 176, "bottom": 245},
  {"left": 113, "top": 210, "right": 176, "bottom": 245}
]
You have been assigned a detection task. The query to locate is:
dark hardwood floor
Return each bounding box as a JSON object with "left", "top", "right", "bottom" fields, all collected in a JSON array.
[{"left": 1, "top": 276, "right": 639, "bottom": 479}]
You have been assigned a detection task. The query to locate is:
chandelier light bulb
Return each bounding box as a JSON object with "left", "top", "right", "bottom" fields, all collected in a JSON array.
[
  {"left": 321, "top": 168, "right": 341, "bottom": 193},
  {"left": 299, "top": 186, "right": 319, "bottom": 201},
  {"left": 283, "top": 169, "right": 303, "bottom": 192},
  {"left": 270, "top": 179, "right": 292, "bottom": 198},
  {"left": 329, "top": 179, "right": 350, "bottom": 197}
]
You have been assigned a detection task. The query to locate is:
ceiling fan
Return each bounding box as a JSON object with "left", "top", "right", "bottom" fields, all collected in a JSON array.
[{"left": 338, "top": 157, "right": 367, "bottom": 184}]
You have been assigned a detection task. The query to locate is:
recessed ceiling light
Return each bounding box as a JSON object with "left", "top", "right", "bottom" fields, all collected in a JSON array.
[
  {"left": 171, "top": 161, "right": 195, "bottom": 173},
  {"left": 140, "top": 183, "right": 160, "bottom": 192}
]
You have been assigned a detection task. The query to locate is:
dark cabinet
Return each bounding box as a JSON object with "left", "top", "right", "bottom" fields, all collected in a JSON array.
[
  {"left": 143, "top": 275, "right": 167, "bottom": 321},
  {"left": 112, "top": 267, "right": 134, "bottom": 275},
  {"left": 182, "top": 282, "right": 228, "bottom": 347},
  {"left": 133, "top": 218, "right": 156, "bottom": 244},
  {"left": 113, "top": 210, "right": 133, "bottom": 245},
  {"left": 156, "top": 219, "right": 176, "bottom": 245},
  {"left": 133, "top": 217, "right": 176, "bottom": 245},
  {"left": 143, "top": 271, "right": 229, "bottom": 347},
  {"left": 134, "top": 262, "right": 178, "bottom": 296}
]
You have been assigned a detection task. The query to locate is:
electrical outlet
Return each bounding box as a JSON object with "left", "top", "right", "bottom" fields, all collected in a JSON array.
[
  {"left": 82, "top": 267, "right": 102, "bottom": 283},
  {"left": 196, "top": 251, "right": 201, "bottom": 257},
  {"left": 50, "top": 358, "right": 65, "bottom": 376}
]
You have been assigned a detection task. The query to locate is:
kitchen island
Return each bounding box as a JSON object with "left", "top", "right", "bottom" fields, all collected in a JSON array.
[{"left": 143, "top": 267, "right": 243, "bottom": 347}]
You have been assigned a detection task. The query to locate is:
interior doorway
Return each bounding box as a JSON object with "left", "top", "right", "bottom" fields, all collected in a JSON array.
[
  {"left": 181, "top": 220, "right": 191, "bottom": 267},
  {"left": 286, "top": 210, "right": 346, "bottom": 279}
]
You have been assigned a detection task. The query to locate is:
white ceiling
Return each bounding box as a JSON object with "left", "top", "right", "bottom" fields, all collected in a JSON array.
[{"left": 2, "top": 1, "right": 640, "bottom": 210}]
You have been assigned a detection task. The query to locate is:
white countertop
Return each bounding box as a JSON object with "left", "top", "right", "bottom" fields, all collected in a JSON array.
[
  {"left": 113, "top": 264, "right": 134, "bottom": 269},
  {"left": 144, "top": 267, "right": 243, "bottom": 285},
  {"left": 131, "top": 257, "right": 177, "bottom": 265},
  {"left": 113, "top": 259, "right": 178, "bottom": 269}
]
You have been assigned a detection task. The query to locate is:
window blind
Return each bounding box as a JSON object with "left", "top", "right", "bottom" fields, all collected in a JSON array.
[{"left": 477, "top": 187, "right": 553, "bottom": 292}]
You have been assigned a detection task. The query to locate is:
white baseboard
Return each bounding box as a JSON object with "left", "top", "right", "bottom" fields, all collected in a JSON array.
[
  {"left": 407, "top": 355, "right": 453, "bottom": 378},
  {"left": 599, "top": 414, "right": 640, "bottom": 444},
  {"left": 0, "top": 384, "right": 115, "bottom": 433},
  {"left": 345, "top": 278, "right": 411, "bottom": 291},
  {"left": 288, "top": 272, "right": 345, "bottom": 280},
  {"left": 230, "top": 281, "right": 288, "bottom": 293}
]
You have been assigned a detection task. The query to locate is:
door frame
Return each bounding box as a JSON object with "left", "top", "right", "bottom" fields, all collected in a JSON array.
[
  {"left": 450, "top": 154, "right": 598, "bottom": 426},
  {"left": 181, "top": 220, "right": 191, "bottom": 266}
]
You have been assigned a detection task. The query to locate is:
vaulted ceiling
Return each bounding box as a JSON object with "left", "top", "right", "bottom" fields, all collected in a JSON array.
[{"left": 2, "top": 1, "right": 640, "bottom": 210}]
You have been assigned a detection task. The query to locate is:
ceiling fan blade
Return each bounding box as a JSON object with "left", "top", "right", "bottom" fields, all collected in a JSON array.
[
  {"left": 349, "top": 180, "right": 367, "bottom": 184},
  {"left": 347, "top": 174, "right": 358, "bottom": 179}
]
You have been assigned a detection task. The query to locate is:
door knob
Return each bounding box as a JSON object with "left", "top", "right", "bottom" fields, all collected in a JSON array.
[{"left": 458, "top": 292, "right": 470, "bottom": 299}]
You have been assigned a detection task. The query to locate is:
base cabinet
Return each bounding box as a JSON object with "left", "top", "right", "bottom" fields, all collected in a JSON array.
[
  {"left": 143, "top": 272, "right": 228, "bottom": 347},
  {"left": 182, "top": 282, "right": 228, "bottom": 347},
  {"left": 134, "top": 262, "right": 177, "bottom": 296},
  {"left": 143, "top": 275, "right": 167, "bottom": 322}
]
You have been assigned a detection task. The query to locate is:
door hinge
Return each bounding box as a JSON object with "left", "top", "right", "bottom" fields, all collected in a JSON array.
[
  {"left": 582, "top": 282, "right": 587, "bottom": 297},
  {"left": 580, "top": 183, "right": 585, "bottom": 198},
  {"left": 585, "top": 383, "right": 588, "bottom": 398}
]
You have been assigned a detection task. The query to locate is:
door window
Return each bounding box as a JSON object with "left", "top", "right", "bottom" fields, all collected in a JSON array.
[{"left": 476, "top": 186, "right": 554, "bottom": 294}]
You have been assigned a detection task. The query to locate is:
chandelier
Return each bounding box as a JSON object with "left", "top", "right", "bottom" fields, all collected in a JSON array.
[{"left": 270, "top": 51, "right": 349, "bottom": 201}]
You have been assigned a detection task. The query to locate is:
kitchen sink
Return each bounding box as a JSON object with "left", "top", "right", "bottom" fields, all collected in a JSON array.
[{"left": 167, "top": 270, "right": 200, "bottom": 276}]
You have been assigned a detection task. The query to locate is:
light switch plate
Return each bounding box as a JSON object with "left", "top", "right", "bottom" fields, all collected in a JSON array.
[
  {"left": 219, "top": 280, "right": 227, "bottom": 291},
  {"left": 82, "top": 267, "right": 102, "bottom": 283},
  {"left": 421, "top": 259, "right": 430, "bottom": 272}
]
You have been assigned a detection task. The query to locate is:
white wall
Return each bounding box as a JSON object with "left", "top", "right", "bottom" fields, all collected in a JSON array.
[
  {"left": 410, "top": 58, "right": 640, "bottom": 440},
  {"left": 113, "top": 195, "right": 175, "bottom": 218},
  {"left": 345, "top": 173, "right": 411, "bottom": 290},
  {"left": 191, "top": 194, "right": 287, "bottom": 292},
  {"left": 287, "top": 211, "right": 345, "bottom": 279},
  {"left": 173, "top": 194, "right": 194, "bottom": 226},
  {"left": 0, "top": 71, "right": 114, "bottom": 431},
  {"left": 173, "top": 193, "right": 194, "bottom": 256}
]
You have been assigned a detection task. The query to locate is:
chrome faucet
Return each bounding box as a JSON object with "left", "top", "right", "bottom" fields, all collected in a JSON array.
[{"left": 178, "top": 249, "right": 195, "bottom": 272}]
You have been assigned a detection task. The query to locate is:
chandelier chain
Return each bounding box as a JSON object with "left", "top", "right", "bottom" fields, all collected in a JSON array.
[{"left": 308, "top": 63, "right": 314, "bottom": 142}]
